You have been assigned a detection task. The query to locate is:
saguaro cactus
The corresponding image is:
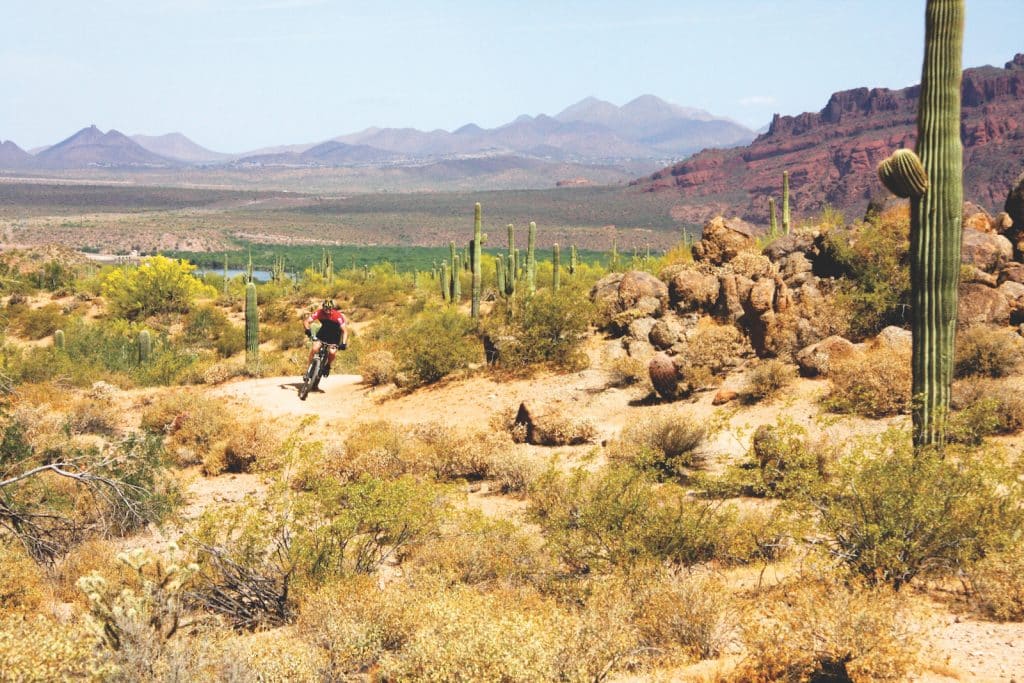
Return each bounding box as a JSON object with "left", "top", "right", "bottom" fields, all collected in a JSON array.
[
  {"left": 471, "top": 203, "right": 483, "bottom": 319},
  {"left": 440, "top": 262, "right": 451, "bottom": 302},
  {"left": 552, "top": 243, "right": 561, "bottom": 292},
  {"left": 768, "top": 197, "right": 778, "bottom": 237},
  {"left": 452, "top": 254, "right": 462, "bottom": 302},
  {"left": 138, "top": 330, "right": 151, "bottom": 364},
  {"left": 782, "top": 171, "right": 791, "bottom": 234},
  {"left": 570, "top": 245, "right": 578, "bottom": 276},
  {"left": 54, "top": 329, "right": 65, "bottom": 351},
  {"left": 245, "top": 282, "right": 259, "bottom": 369},
  {"left": 877, "top": 0, "right": 963, "bottom": 448},
  {"left": 526, "top": 221, "right": 537, "bottom": 295},
  {"left": 496, "top": 255, "right": 507, "bottom": 298}
]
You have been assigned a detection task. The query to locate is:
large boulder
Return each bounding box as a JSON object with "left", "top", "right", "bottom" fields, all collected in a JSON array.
[
  {"left": 692, "top": 216, "right": 761, "bottom": 266},
  {"left": 961, "top": 229, "right": 1013, "bottom": 273},
  {"left": 627, "top": 317, "right": 658, "bottom": 342},
  {"left": 748, "top": 278, "right": 777, "bottom": 314},
  {"left": 963, "top": 202, "right": 997, "bottom": 233},
  {"left": 1000, "top": 261, "right": 1024, "bottom": 285},
  {"left": 869, "top": 326, "right": 912, "bottom": 353},
  {"left": 796, "top": 335, "right": 859, "bottom": 377},
  {"left": 958, "top": 282, "right": 1011, "bottom": 326},
  {"left": 664, "top": 266, "right": 720, "bottom": 312},
  {"left": 649, "top": 319, "right": 682, "bottom": 350},
  {"left": 716, "top": 273, "right": 745, "bottom": 322},
  {"left": 590, "top": 271, "right": 668, "bottom": 329},
  {"left": 762, "top": 231, "right": 821, "bottom": 263}
]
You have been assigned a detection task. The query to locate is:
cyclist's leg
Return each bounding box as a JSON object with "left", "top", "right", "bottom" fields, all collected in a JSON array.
[{"left": 306, "top": 340, "right": 322, "bottom": 377}]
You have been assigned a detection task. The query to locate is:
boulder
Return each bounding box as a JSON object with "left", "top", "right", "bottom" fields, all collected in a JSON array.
[
  {"left": 717, "top": 273, "right": 745, "bottom": 322},
  {"left": 961, "top": 265, "right": 998, "bottom": 287},
  {"left": 712, "top": 388, "right": 738, "bottom": 405},
  {"left": 692, "top": 216, "right": 761, "bottom": 266},
  {"left": 649, "top": 319, "right": 682, "bottom": 350},
  {"left": 627, "top": 339, "right": 655, "bottom": 359},
  {"left": 589, "top": 272, "right": 623, "bottom": 308},
  {"left": 995, "top": 211, "right": 1014, "bottom": 231},
  {"left": 748, "top": 278, "right": 777, "bottom": 313},
  {"left": 998, "top": 280, "right": 1024, "bottom": 304},
  {"left": 627, "top": 317, "right": 658, "bottom": 342},
  {"left": 780, "top": 252, "right": 813, "bottom": 281},
  {"left": 1000, "top": 261, "right": 1024, "bottom": 285},
  {"left": 961, "top": 229, "right": 1013, "bottom": 272},
  {"left": 963, "top": 202, "right": 996, "bottom": 233},
  {"left": 617, "top": 271, "right": 668, "bottom": 313},
  {"left": 870, "top": 326, "right": 912, "bottom": 353},
  {"left": 958, "top": 282, "right": 1011, "bottom": 326},
  {"left": 665, "top": 267, "right": 720, "bottom": 312},
  {"left": 730, "top": 252, "right": 775, "bottom": 280},
  {"left": 796, "top": 335, "right": 859, "bottom": 377},
  {"left": 762, "top": 231, "right": 821, "bottom": 263}
]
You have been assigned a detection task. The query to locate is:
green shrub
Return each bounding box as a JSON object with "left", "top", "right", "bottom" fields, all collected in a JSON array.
[
  {"left": 970, "top": 547, "right": 1024, "bottom": 621},
  {"left": 102, "top": 255, "right": 216, "bottom": 320},
  {"left": 948, "top": 377, "right": 1024, "bottom": 445},
  {"left": 394, "top": 305, "right": 480, "bottom": 386},
  {"left": 607, "top": 409, "right": 706, "bottom": 479},
  {"left": 183, "top": 304, "right": 245, "bottom": 358},
  {"left": 529, "top": 465, "right": 763, "bottom": 573},
  {"left": 750, "top": 418, "right": 830, "bottom": 498},
  {"left": 824, "top": 345, "right": 911, "bottom": 417},
  {"left": 12, "top": 303, "right": 65, "bottom": 340},
  {"left": 954, "top": 325, "right": 1024, "bottom": 378},
  {"left": 743, "top": 359, "right": 796, "bottom": 402},
  {"left": 825, "top": 206, "right": 911, "bottom": 339},
  {"left": 809, "top": 431, "right": 1023, "bottom": 589},
  {"left": 485, "top": 285, "right": 594, "bottom": 370}
]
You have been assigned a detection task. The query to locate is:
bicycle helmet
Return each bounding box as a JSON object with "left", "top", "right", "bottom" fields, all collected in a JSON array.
[{"left": 320, "top": 299, "right": 336, "bottom": 310}]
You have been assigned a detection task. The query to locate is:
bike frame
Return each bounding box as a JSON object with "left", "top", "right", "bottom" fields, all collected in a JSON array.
[{"left": 298, "top": 342, "right": 338, "bottom": 401}]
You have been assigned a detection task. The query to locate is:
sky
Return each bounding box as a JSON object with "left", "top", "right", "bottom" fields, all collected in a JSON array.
[{"left": 3, "top": 0, "right": 1023, "bottom": 153}]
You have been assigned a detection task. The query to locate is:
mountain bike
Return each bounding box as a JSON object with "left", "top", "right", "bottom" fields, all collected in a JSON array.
[{"left": 298, "top": 342, "right": 338, "bottom": 401}]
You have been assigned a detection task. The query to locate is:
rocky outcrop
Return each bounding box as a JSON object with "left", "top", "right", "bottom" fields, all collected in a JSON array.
[
  {"left": 691, "top": 216, "right": 762, "bottom": 266},
  {"left": 632, "top": 55, "right": 1024, "bottom": 222},
  {"left": 590, "top": 271, "right": 668, "bottom": 329}
]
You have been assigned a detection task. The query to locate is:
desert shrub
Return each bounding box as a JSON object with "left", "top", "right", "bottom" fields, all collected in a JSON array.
[
  {"left": 809, "top": 431, "right": 1023, "bottom": 589},
  {"left": 408, "top": 510, "right": 551, "bottom": 588},
  {"left": 0, "top": 612, "right": 111, "bottom": 681},
  {"left": 750, "top": 418, "right": 831, "bottom": 498},
  {"left": 485, "top": 285, "right": 594, "bottom": 370},
  {"left": 824, "top": 345, "right": 911, "bottom": 417},
  {"left": 338, "top": 420, "right": 426, "bottom": 481},
  {"left": 497, "top": 403, "right": 598, "bottom": 446},
  {"left": 734, "top": 575, "right": 920, "bottom": 682},
  {"left": 140, "top": 391, "right": 235, "bottom": 467},
  {"left": 0, "top": 542, "right": 51, "bottom": 611},
  {"left": 183, "top": 304, "right": 245, "bottom": 358},
  {"left": 607, "top": 408, "right": 706, "bottom": 479},
  {"left": 684, "top": 320, "right": 745, "bottom": 378},
  {"left": 65, "top": 397, "right": 120, "bottom": 436},
  {"left": 377, "top": 586, "right": 567, "bottom": 682},
  {"left": 393, "top": 305, "right": 480, "bottom": 385},
  {"left": 411, "top": 421, "right": 513, "bottom": 482},
  {"left": 222, "top": 419, "right": 279, "bottom": 473},
  {"left": 359, "top": 348, "right": 397, "bottom": 385},
  {"left": 484, "top": 448, "right": 541, "bottom": 493},
  {"left": 529, "top": 465, "right": 763, "bottom": 573},
  {"left": 632, "top": 566, "right": 736, "bottom": 662},
  {"left": 825, "top": 206, "right": 911, "bottom": 339},
  {"left": 744, "top": 358, "right": 796, "bottom": 402},
  {"left": 970, "top": 548, "right": 1024, "bottom": 621},
  {"left": 954, "top": 325, "right": 1024, "bottom": 378},
  {"left": 102, "top": 255, "right": 216, "bottom": 320},
  {"left": 12, "top": 302, "right": 65, "bottom": 340},
  {"left": 604, "top": 353, "right": 650, "bottom": 389},
  {"left": 948, "top": 378, "right": 1024, "bottom": 444}
]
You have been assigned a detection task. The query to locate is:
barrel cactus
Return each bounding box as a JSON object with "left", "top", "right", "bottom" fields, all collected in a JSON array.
[
  {"left": 54, "top": 329, "right": 65, "bottom": 351},
  {"left": 649, "top": 352, "right": 681, "bottom": 400}
]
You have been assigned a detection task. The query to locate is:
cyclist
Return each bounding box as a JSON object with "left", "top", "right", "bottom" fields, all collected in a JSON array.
[{"left": 303, "top": 299, "right": 348, "bottom": 378}]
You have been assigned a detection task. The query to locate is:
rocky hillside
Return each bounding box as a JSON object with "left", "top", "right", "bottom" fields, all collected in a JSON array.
[
  {"left": 633, "top": 54, "right": 1024, "bottom": 225},
  {"left": 34, "top": 125, "right": 177, "bottom": 169}
]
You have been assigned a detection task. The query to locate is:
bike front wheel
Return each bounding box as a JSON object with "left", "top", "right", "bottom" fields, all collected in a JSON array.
[{"left": 299, "top": 357, "right": 321, "bottom": 401}]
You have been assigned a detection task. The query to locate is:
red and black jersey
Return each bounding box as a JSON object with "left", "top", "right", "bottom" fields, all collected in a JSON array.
[{"left": 306, "top": 309, "right": 347, "bottom": 344}]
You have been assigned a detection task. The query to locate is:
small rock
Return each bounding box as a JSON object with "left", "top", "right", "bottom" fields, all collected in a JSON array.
[{"left": 712, "top": 389, "right": 738, "bottom": 405}]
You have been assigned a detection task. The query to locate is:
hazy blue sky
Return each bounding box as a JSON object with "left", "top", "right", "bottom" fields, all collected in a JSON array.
[{"left": 4, "top": 0, "right": 1022, "bottom": 152}]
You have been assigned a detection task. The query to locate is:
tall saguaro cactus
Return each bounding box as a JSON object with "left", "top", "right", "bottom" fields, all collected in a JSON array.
[
  {"left": 138, "top": 330, "right": 151, "bottom": 364},
  {"left": 440, "top": 262, "right": 450, "bottom": 302},
  {"left": 782, "top": 171, "right": 791, "bottom": 235},
  {"left": 496, "top": 255, "right": 506, "bottom": 298},
  {"left": 526, "top": 221, "right": 537, "bottom": 295},
  {"left": 245, "top": 282, "right": 259, "bottom": 370},
  {"left": 877, "top": 0, "right": 964, "bottom": 448},
  {"left": 552, "top": 243, "right": 561, "bottom": 292},
  {"left": 471, "top": 203, "right": 483, "bottom": 319},
  {"left": 768, "top": 197, "right": 778, "bottom": 237}
]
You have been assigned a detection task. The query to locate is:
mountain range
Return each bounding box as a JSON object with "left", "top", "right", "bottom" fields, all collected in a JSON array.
[
  {"left": 633, "top": 54, "right": 1024, "bottom": 222},
  {"left": 0, "top": 95, "right": 755, "bottom": 174}
]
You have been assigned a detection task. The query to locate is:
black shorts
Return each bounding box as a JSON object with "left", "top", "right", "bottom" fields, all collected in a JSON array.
[{"left": 315, "top": 320, "right": 342, "bottom": 345}]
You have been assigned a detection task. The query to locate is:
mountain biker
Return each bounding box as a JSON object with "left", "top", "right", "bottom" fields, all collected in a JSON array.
[{"left": 303, "top": 299, "right": 348, "bottom": 378}]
